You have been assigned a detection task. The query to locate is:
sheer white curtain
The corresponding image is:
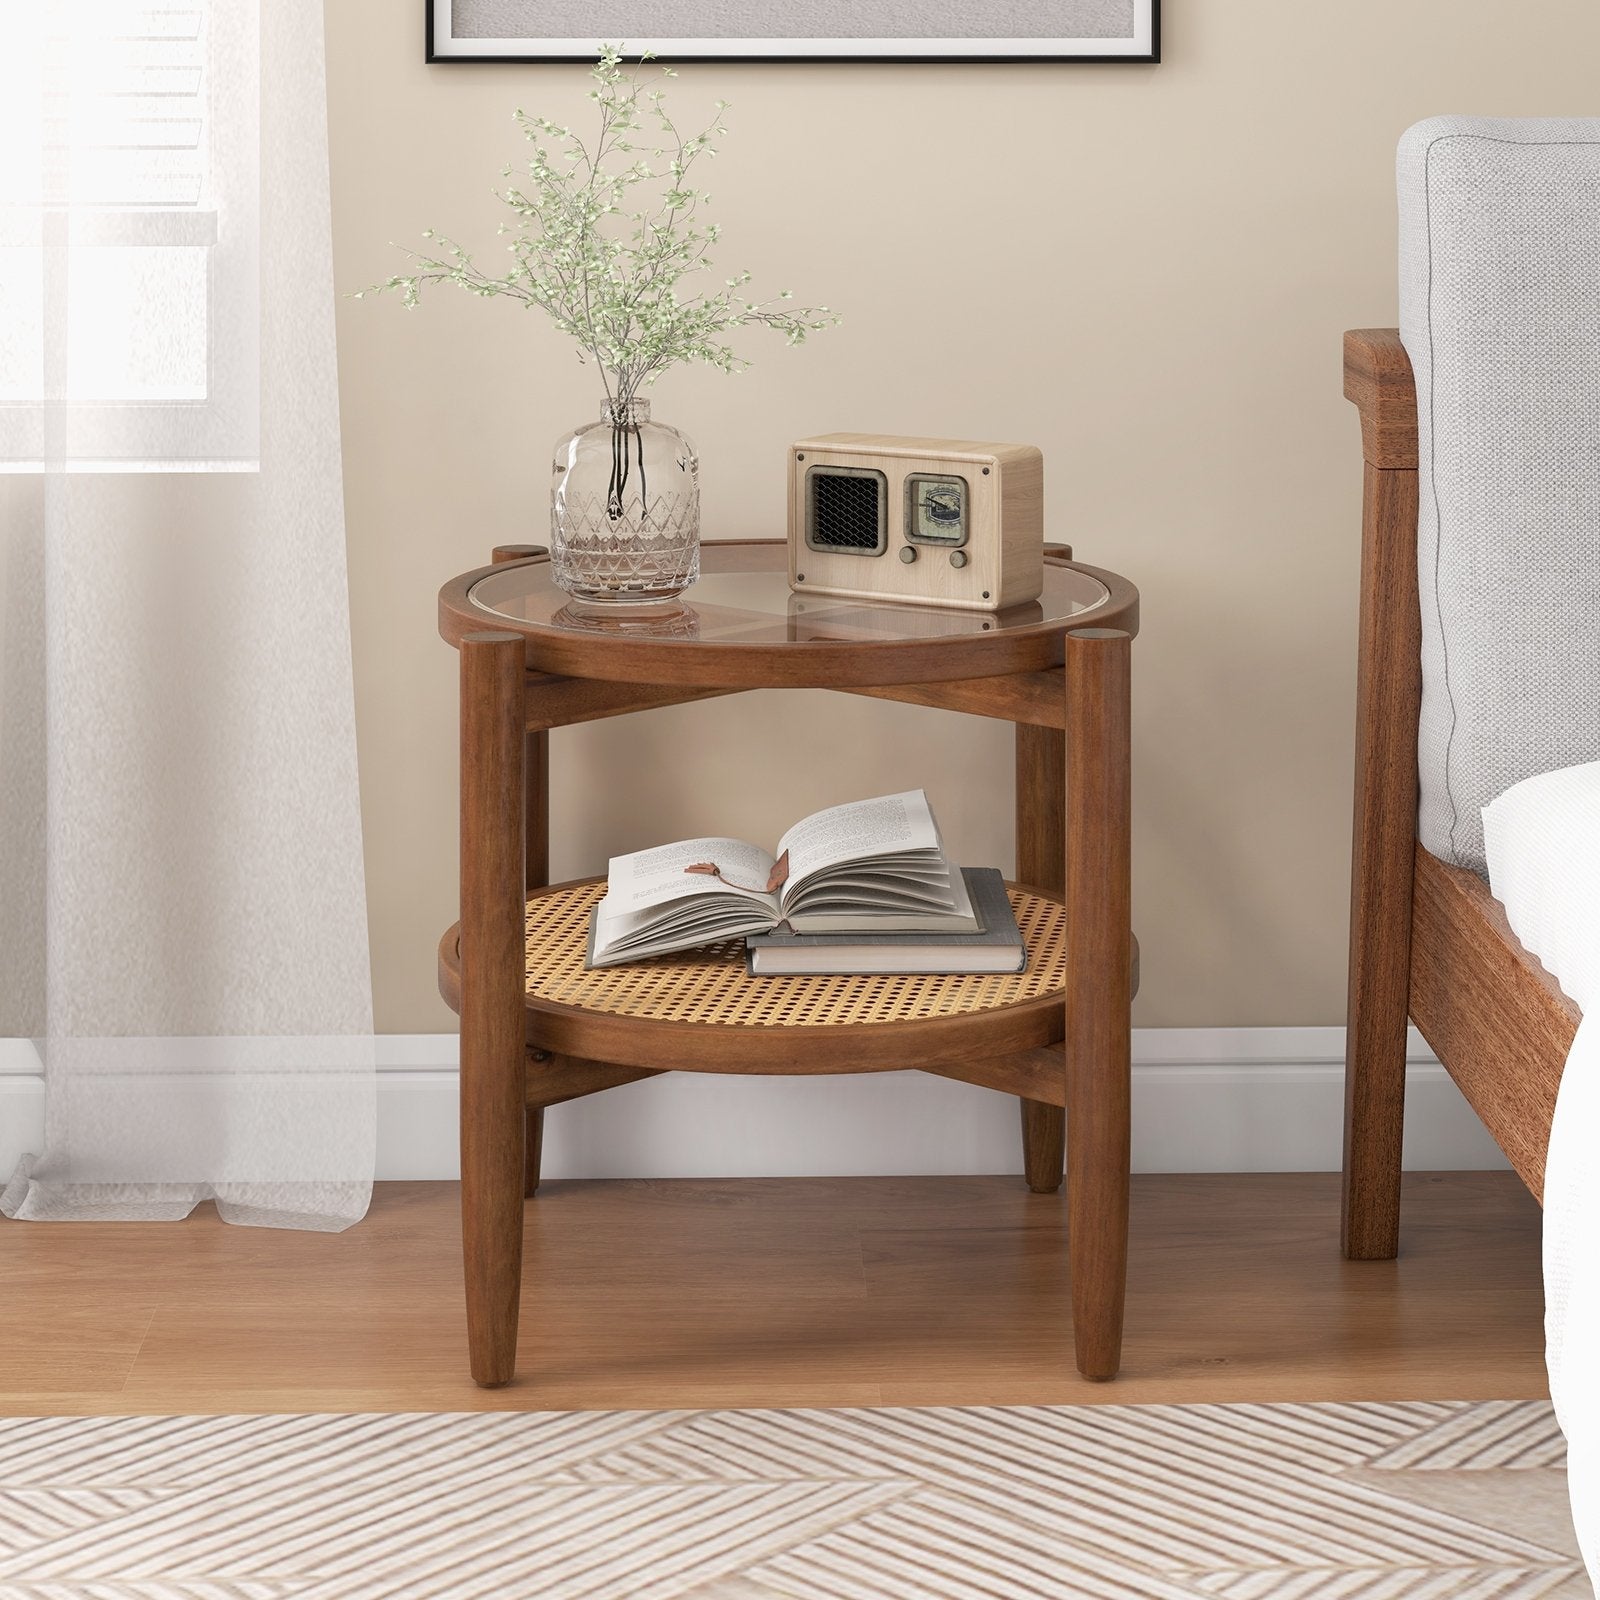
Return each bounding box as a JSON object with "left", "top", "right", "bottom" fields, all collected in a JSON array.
[{"left": 0, "top": 0, "right": 374, "bottom": 1230}]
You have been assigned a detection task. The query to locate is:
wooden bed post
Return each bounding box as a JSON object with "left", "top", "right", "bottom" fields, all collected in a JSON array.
[{"left": 1340, "top": 330, "right": 1422, "bottom": 1261}]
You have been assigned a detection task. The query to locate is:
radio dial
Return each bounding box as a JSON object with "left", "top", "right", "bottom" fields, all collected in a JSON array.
[{"left": 898, "top": 546, "right": 917, "bottom": 564}]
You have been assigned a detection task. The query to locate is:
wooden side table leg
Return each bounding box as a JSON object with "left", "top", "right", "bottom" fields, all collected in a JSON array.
[
  {"left": 494, "top": 544, "right": 552, "bottom": 1203},
  {"left": 1019, "top": 1096, "right": 1066, "bottom": 1195},
  {"left": 459, "top": 630, "right": 527, "bottom": 1389},
  {"left": 1016, "top": 722, "right": 1066, "bottom": 1194},
  {"left": 524, "top": 726, "right": 549, "bottom": 1198},
  {"left": 1065, "top": 628, "right": 1133, "bottom": 1382},
  {"left": 524, "top": 1101, "right": 544, "bottom": 1200}
]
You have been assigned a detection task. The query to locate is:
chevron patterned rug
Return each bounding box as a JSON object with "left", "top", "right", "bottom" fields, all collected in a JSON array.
[{"left": 0, "top": 1400, "right": 1586, "bottom": 1598}]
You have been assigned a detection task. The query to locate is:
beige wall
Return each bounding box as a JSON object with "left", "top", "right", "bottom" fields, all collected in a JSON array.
[{"left": 327, "top": 0, "right": 1600, "bottom": 1035}]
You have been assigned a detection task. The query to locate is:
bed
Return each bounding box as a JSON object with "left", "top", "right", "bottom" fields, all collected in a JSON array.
[{"left": 1341, "top": 115, "right": 1600, "bottom": 1574}]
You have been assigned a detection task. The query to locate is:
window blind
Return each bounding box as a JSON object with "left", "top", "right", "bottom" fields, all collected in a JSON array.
[
  {"left": 0, "top": 0, "right": 258, "bottom": 466},
  {"left": 34, "top": 5, "right": 214, "bottom": 243}
]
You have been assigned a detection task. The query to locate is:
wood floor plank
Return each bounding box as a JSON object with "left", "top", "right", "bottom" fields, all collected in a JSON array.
[
  {"left": 0, "top": 1173, "right": 1544, "bottom": 1415},
  {"left": 0, "top": 1220, "right": 163, "bottom": 1399},
  {"left": 0, "top": 1306, "right": 156, "bottom": 1400}
]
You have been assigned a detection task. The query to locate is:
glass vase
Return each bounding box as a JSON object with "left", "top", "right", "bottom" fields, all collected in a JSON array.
[{"left": 549, "top": 397, "right": 700, "bottom": 603}]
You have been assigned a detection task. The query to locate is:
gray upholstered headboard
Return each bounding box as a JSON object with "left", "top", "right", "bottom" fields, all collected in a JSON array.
[{"left": 1398, "top": 115, "right": 1600, "bottom": 875}]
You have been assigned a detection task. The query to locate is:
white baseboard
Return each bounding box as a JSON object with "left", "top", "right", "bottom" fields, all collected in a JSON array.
[{"left": 0, "top": 1028, "right": 1508, "bottom": 1180}]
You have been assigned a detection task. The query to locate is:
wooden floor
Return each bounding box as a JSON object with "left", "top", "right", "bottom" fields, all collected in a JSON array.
[{"left": 0, "top": 1172, "right": 1544, "bottom": 1415}]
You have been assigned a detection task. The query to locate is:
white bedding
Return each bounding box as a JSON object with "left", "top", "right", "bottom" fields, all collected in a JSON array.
[{"left": 1483, "top": 761, "right": 1600, "bottom": 1580}]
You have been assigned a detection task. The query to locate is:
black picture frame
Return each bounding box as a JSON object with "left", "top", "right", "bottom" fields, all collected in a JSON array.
[{"left": 425, "top": 0, "right": 1160, "bottom": 65}]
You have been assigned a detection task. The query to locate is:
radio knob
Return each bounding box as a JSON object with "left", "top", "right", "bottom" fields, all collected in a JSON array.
[
  {"left": 898, "top": 546, "right": 917, "bottom": 564},
  {"left": 949, "top": 550, "right": 969, "bottom": 569}
]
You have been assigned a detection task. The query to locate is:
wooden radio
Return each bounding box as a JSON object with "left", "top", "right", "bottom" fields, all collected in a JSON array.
[{"left": 787, "top": 434, "right": 1044, "bottom": 612}]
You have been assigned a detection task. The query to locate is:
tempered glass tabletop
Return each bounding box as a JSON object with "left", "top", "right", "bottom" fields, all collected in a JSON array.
[{"left": 467, "top": 540, "right": 1110, "bottom": 646}]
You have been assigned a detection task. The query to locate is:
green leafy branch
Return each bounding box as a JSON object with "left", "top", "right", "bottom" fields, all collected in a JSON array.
[{"left": 356, "top": 45, "right": 837, "bottom": 414}]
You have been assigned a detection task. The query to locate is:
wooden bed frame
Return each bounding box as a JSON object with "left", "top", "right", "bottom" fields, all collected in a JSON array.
[{"left": 1341, "top": 328, "right": 1582, "bottom": 1259}]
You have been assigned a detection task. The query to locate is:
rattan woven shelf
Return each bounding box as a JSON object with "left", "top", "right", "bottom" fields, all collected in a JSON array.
[{"left": 522, "top": 878, "right": 1068, "bottom": 1030}]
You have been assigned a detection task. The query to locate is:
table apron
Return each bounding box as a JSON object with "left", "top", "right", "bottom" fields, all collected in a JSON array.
[
  {"left": 524, "top": 1045, "right": 1070, "bottom": 1109},
  {"left": 523, "top": 669, "right": 1069, "bottom": 733}
]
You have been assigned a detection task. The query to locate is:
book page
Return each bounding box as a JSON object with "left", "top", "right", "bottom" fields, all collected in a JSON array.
[
  {"left": 776, "top": 790, "right": 939, "bottom": 892},
  {"left": 590, "top": 890, "right": 779, "bottom": 965},
  {"left": 604, "top": 836, "right": 779, "bottom": 914}
]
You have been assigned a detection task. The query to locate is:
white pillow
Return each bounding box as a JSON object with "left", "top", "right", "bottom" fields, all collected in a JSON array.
[{"left": 1482, "top": 760, "right": 1600, "bottom": 1013}]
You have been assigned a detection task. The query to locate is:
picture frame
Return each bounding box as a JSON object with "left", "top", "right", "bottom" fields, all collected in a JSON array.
[{"left": 425, "top": 1, "right": 1159, "bottom": 65}]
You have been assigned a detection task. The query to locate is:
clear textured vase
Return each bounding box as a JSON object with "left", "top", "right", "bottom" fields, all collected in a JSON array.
[{"left": 549, "top": 398, "right": 700, "bottom": 603}]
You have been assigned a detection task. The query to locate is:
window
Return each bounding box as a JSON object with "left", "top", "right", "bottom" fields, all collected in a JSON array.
[{"left": 0, "top": 3, "right": 259, "bottom": 471}]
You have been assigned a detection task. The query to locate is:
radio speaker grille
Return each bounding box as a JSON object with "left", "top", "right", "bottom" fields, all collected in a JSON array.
[{"left": 806, "top": 466, "right": 886, "bottom": 554}]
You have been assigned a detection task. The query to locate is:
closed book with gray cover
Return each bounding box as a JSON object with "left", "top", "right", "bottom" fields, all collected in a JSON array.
[{"left": 745, "top": 867, "right": 1024, "bottom": 976}]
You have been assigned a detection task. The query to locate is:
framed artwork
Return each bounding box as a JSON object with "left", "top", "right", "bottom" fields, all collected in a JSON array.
[{"left": 425, "top": 1, "right": 1159, "bottom": 64}]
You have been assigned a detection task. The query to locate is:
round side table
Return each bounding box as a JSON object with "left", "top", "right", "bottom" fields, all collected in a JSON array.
[{"left": 438, "top": 539, "right": 1139, "bottom": 1388}]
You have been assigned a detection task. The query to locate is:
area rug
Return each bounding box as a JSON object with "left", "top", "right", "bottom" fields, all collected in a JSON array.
[{"left": 0, "top": 1400, "right": 1586, "bottom": 1598}]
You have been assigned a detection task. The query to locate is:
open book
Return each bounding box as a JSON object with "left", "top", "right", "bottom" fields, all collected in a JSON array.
[{"left": 587, "top": 790, "right": 976, "bottom": 967}]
